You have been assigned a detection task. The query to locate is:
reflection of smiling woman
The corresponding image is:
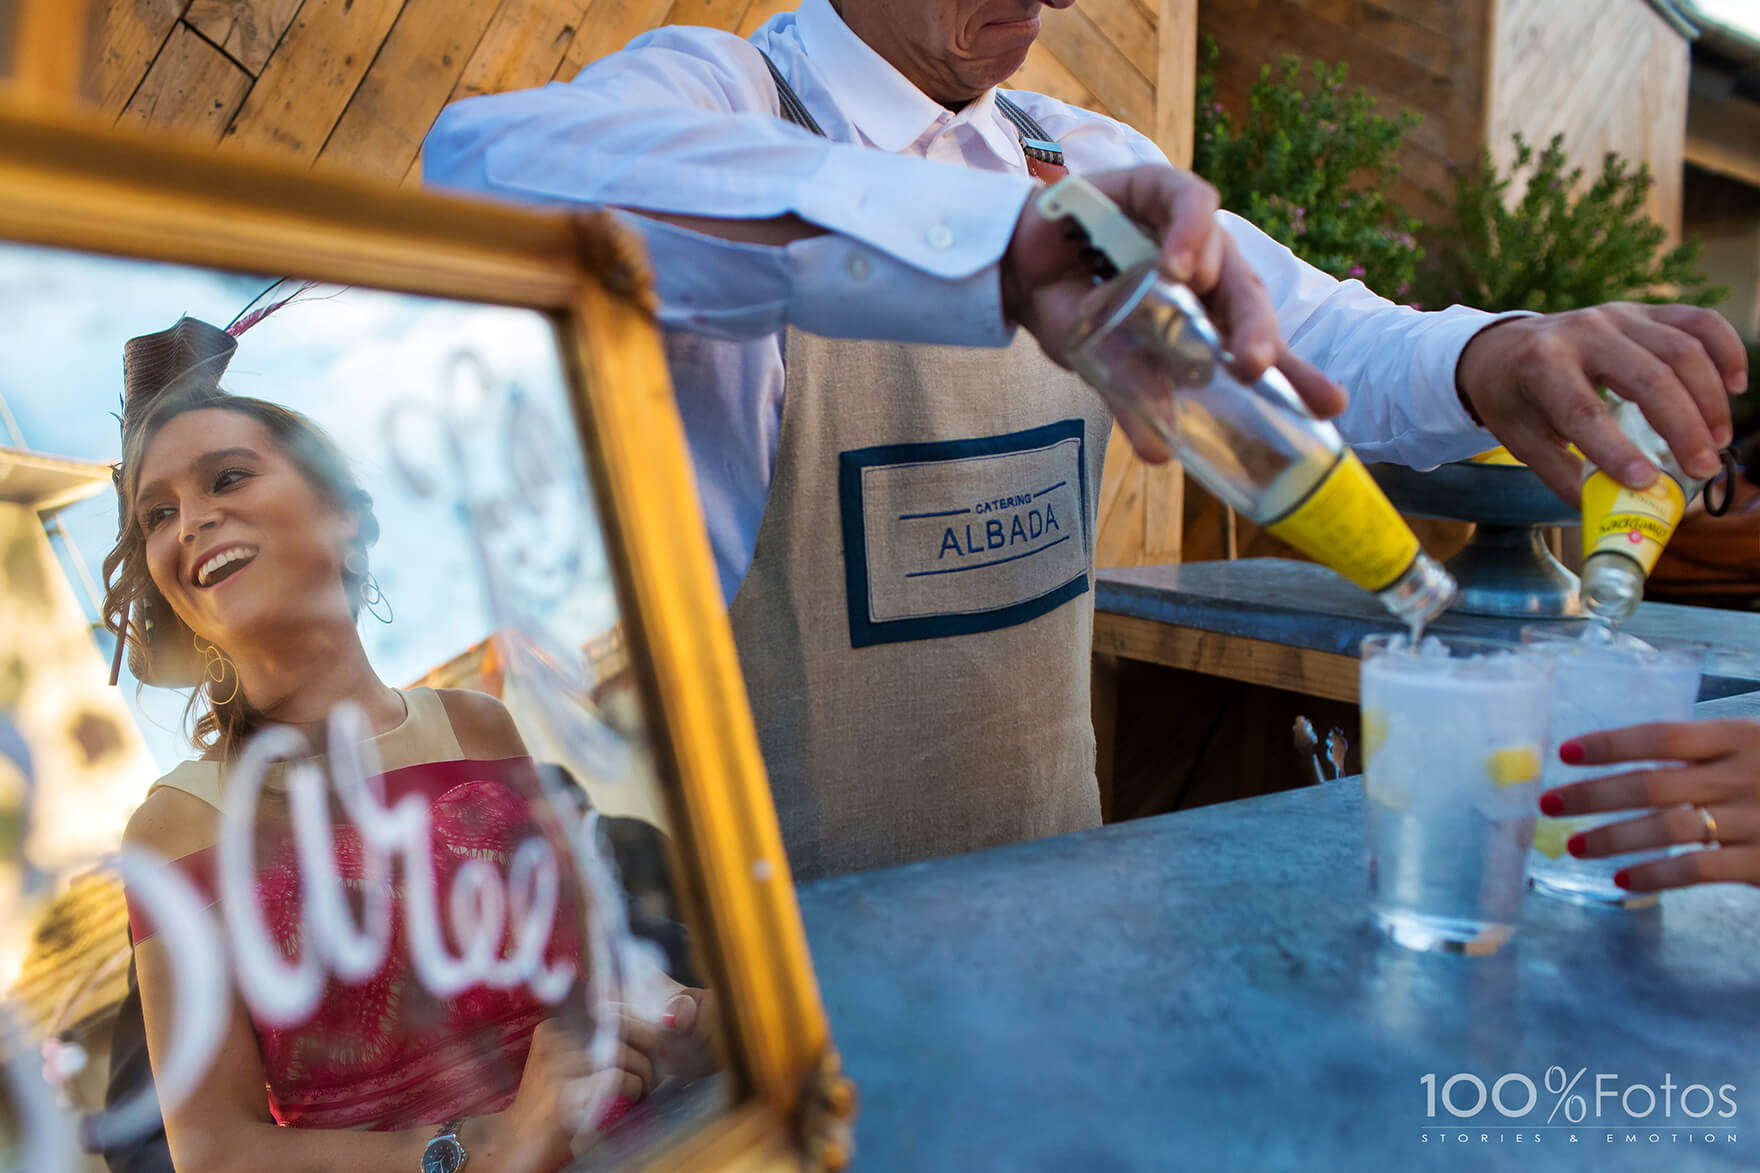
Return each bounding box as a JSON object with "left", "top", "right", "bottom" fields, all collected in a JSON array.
[{"left": 102, "top": 318, "right": 655, "bottom": 1173}]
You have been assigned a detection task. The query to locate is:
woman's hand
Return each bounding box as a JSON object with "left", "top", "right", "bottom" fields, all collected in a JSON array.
[
  {"left": 1538, "top": 718, "right": 1760, "bottom": 892},
  {"left": 473, "top": 1010, "right": 660, "bottom": 1173},
  {"left": 659, "top": 988, "right": 719, "bottom": 1079}
]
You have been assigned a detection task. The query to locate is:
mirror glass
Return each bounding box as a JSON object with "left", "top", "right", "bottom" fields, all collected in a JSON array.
[{"left": 0, "top": 241, "right": 729, "bottom": 1173}]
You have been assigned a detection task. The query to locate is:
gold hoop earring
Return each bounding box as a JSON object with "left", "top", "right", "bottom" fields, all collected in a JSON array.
[
  {"left": 193, "top": 635, "right": 240, "bottom": 706},
  {"left": 361, "top": 571, "right": 393, "bottom": 624}
]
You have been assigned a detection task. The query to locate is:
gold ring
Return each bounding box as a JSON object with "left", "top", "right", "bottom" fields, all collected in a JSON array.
[{"left": 1695, "top": 805, "right": 1720, "bottom": 847}]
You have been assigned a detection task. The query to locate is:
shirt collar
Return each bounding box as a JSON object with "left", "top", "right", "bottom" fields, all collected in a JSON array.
[{"left": 794, "top": 0, "right": 1019, "bottom": 165}]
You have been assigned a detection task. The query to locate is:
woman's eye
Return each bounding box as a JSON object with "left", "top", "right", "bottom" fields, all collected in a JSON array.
[
  {"left": 214, "top": 467, "right": 253, "bottom": 491},
  {"left": 141, "top": 506, "right": 173, "bottom": 532}
]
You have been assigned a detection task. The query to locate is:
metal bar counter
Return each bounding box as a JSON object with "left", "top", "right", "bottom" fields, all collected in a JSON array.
[{"left": 797, "top": 702, "right": 1760, "bottom": 1171}]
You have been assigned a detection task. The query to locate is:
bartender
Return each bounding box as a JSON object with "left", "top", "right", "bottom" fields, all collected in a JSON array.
[{"left": 423, "top": 0, "right": 1748, "bottom": 881}]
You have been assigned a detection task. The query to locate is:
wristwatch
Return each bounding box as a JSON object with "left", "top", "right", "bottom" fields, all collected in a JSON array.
[{"left": 421, "top": 1120, "right": 468, "bottom": 1173}]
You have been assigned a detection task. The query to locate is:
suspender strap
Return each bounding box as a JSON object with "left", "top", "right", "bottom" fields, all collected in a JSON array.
[
  {"left": 756, "top": 49, "right": 1065, "bottom": 169},
  {"left": 759, "top": 50, "right": 826, "bottom": 137},
  {"left": 994, "top": 93, "right": 1064, "bottom": 166}
]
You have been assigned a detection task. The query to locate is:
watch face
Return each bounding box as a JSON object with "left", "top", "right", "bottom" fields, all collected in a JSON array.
[{"left": 421, "top": 1136, "right": 465, "bottom": 1173}]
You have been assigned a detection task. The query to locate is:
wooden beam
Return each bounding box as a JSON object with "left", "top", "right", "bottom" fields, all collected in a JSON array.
[
  {"left": 185, "top": 0, "right": 307, "bottom": 75},
  {"left": 219, "top": 0, "right": 405, "bottom": 162},
  {"left": 119, "top": 21, "right": 253, "bottom": 143},
  {"left": 1687, "top": 91, "right": 1760, "bottom": 193},
  {"left": 91, "top": 0, "right": 186, "bottom": 118},
  {"left": 1093, "top": 611, "right": 1360, "bottom": 702},
  {"left": 316, "top": 0, "right": 501, "bottom": 180},
  {"left": 1038, "top": 3, "right": 1154, "bottom": 133},
  {"left": 555, "top": 0, "right": 675, "bottom": 80},
  {"left": 1155, "top": 0, "right": 1196, "bottom": 167},
  {"left": 447, "top": 0, "right": 595, "bottom": 104}
]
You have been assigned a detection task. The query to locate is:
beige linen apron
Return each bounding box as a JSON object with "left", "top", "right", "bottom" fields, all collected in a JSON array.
[{"left": 728, "top": 328, "right": 1112, "bottom": 880}]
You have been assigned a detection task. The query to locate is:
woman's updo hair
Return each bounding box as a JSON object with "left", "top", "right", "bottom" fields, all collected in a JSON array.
[{"left": 101, "top": 318, "right": 380, "bottom": 760}]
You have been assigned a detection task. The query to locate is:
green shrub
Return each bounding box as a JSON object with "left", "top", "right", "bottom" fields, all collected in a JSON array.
[
  {"left": 1412, "top": 133, "right": 1726, "bottom": 313},
  {"left": 1193, "top": 39, "right": 1423, "bottom": 301}
]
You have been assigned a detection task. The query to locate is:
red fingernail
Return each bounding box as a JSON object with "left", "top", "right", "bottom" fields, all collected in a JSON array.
[
  {"left": 1613, "top": 869, "right": 1631, "bottom": 890},
  {"left": 1539, "top": 792, "right": 1564, "bottom": 816},
  {"left": 1567, "top": 833, "right": 1587, "bottom": 858},
  {"left": 662, "top": 1012, "right": 677, "bottom": 1029},
  {"left": 1558, "top": 740, "right": 1585, "bottom": 765},
  {"left": 598, "top": 1095, "right": 636, "bottom": 1129}
]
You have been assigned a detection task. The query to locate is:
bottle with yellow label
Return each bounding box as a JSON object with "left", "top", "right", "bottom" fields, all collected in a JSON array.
[
  {"left": 1038, "top": 176, "right": 1457, "bottom": 631},
  {"left": 1578, "top": 396, "right": 1704, "bottom": 623}
]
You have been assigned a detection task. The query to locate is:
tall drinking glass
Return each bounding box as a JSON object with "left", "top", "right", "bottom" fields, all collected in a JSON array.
[
  {"left": 1361, "top": 635, "right": 1555, "bottom": 954},
  {"left": 1522, "top": 629, "right": 1704, "bottom": 908}
]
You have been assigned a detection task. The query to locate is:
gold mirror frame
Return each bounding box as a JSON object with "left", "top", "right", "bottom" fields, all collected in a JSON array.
[{"left": 0, "top": 97, "right": 851, "bottom": 1172}]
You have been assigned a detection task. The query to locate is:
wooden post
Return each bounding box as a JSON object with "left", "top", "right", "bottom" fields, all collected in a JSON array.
[{"left": 1093, "top": 0, "right": 1197, "bottom": 572}]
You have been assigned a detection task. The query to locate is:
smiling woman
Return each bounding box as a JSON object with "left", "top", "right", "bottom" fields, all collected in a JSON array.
[
  {"left": 78, "top": 309, "right": 731, "bottom": 1173},
  {"left": 104, "top": 317, "right": 386, "bottom": 758}
]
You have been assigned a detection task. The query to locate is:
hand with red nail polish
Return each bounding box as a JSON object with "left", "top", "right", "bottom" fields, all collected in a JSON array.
[
  {"left": 658, "top": 987, "right": 720, "bottom": 1079},
  {"left": 1535, "top": 718, "right": 1760, "bottom": 893}
]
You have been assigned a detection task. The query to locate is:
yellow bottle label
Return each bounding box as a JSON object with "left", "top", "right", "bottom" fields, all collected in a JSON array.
[
  {"left": 1471, "top": 446, "right": 1524, "bottom": 466},
  {"left": 1265, "top": 452, "right": 1421, "bottom": 593},
  {"left": 1580, "top": 470, "right": 1685, "bottom": 575}
]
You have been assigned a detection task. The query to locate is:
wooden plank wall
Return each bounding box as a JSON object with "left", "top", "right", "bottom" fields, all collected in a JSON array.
[
  {"left": 1489, "top": 0, "right": 1689, "bottom": 242},
  {"left": 83, "top": 0, "right": 1195, "bottom": 569},
  {"left": 83, "top": 0, "right": 1189, "bottom": 195},
  {"left": 1196, "top": 0, "right": 1495, "bottom": 225}
]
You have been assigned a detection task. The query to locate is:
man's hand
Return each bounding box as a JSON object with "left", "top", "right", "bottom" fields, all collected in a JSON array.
[
  {"left": 1456, "top": 303, "right": 1749, "bottom": 503},
  {"left": 1003, "top": 164, "right": 1346, "bottom": 463}
]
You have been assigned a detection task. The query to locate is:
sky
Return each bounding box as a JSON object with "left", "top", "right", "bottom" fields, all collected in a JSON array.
[
  {"left": 1687, "top": 1, "right": 1760, "bottom": 44},
  {"left": 0, "top": 241, "right": 623, "bottom": 776}
]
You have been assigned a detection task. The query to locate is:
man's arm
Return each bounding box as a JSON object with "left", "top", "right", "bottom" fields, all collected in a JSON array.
[
  {"left": 423, "top": 26, "right": 1037, "bottom": 347},
  {"left": 424, "top": 27, "right": 1335, "bottom": 458}
]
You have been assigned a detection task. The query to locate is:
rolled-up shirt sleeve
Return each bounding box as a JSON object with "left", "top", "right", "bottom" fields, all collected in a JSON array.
[
  {"left": 423, "top": 27, "right": 1031, "bottom": 347},
  {"left": 1221, "top": 211, "right": 1518, "bottom": 469}
]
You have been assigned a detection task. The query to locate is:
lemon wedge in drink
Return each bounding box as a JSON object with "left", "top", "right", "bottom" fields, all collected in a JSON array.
[
  {"left": 1531, "top": 817, "right": 1573, "bottom": 859},
  {"left": 1361, "top": 707, "right": 1389, "bottom": 765},
  {"left": 1486, "top": 744, "right": 1541, "bottom": 788}
]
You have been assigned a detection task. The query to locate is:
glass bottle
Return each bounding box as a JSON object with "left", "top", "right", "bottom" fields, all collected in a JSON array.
[
  {"left": 1578, "top": 395, "right": 1703, "bottom": 624},
  {"left": 1038, "top": 178, "right": 1456, "bottom": 631}
]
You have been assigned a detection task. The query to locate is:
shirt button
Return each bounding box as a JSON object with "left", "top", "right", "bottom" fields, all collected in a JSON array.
[
  {"left": 846, "top": 252, "right": 872, "bottom": 280},
  {"left": 927, "top": 225, "right": 954, "bottom": 249}
]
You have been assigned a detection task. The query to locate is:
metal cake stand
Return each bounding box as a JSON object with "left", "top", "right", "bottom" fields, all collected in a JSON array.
[{"left": 1367, "top": 461, "right": 1584, "bottom": 618}]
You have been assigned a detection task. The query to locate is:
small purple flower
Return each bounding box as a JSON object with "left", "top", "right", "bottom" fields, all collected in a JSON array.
[
  {"left": 1406, "top": 301, "right": 1424, "bottom": 311},
  {"left": 1348, "top": 265, "right": 1366, "bottom": 279},
  {"left": 1294, "top": 207, "right": 1306, "bottom": 217}
]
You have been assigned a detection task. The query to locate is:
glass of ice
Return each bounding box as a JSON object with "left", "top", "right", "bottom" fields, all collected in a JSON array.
[
  {"left": 1360, "top": 634, "right": 1555, "bottom": 954},
  {"left": 1521, "top": 628, "right": 1704, "bottom": 908}
]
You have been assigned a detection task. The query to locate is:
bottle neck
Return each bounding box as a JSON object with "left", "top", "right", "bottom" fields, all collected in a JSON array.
[
  {"left": 1580, "top": 551, "right": 1644, "bottom": 623},
  {"left": 1378, "top": 552, "right": 1457, "bottom": 630}
]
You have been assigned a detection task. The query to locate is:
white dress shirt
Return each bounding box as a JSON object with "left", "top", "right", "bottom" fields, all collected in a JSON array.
[{"left": 424, "top": 0, "right": 1502, "bottom": 603}]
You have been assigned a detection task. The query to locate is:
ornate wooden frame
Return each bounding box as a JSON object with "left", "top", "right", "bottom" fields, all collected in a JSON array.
[{"left": 0, "top": 96, "right": 852, "bottom": 1172}]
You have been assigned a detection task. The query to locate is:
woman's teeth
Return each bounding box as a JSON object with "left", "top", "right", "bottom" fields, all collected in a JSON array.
[{"left": 197, "top": 547, "right": 256, "bottom": 587}]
